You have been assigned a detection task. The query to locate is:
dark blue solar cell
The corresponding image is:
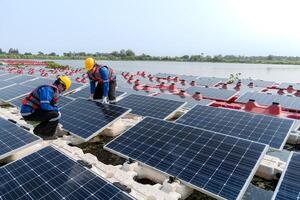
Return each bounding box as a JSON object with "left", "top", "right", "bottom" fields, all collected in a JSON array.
[
  {"left": 176, "top": 105, "right": 294, "bottom": 149},
  {"left": 0, "top": 146, "right": 135, "bottom": 200},
  {"left": 186, "top": 86, "right": 237, "bottom": 101},
  {"left": 272, "top": 152, "right": 300, "bottom": 200},
  {"left": 0, "top": 117, "right": 41, "bottom": 160},
  {"left": 60, "top": 98, "right": 131, "bottom": 141},
  {"left": 117, "top": 94, "right": 186, "bottom": 119},
  {"left": 105, "top": 117, "right": 267, "bottom": 200}
]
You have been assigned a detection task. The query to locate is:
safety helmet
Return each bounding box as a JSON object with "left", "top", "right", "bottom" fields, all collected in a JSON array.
[
  {"left": 85, "top": 57, "right": 95, "bottom": 71},
  {"left": 58, "top": 75, "right": 72, "bottom": 90}
]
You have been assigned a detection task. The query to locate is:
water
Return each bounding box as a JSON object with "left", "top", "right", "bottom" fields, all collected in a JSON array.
[{"left": 50, "top": 59, "right": 300, "bottom": 83}]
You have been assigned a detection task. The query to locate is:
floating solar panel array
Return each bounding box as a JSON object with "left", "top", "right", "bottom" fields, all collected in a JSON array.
[
  {"left": 272, "top": 152, "right": 300, "bottom": 200},
  {"left": 0, "top": 146, "right": 135, "bottom": 200},
  {"left": 176, "top": 105, "right": 294, "bottom": 149},
  {"left": 236, "top": 92, "right": 300, "bottom": 111},
  {"left": 186, "top": 86, "right": 237, "bottom": 101},
  {"left": 0, "top": 117, "right": 41, "bottom": 160},
  {"left": 0, "top": 84, "right": 32, "bottom": 101},
  {"left": 154, "top": 93, "right": 214, "bottom": 108},
  {"left": 105, "top": 117, "right": 268, "bottom": 200},
  {"left": 67, "top": 86, "right": 126, "bottom": 99},
  {"left": 5, "top": 75, "right": 38, "bottom": 84},
  {"left": 196, "top": 77, "right": 227, "bottom": 87},
  {"left": 117, "top": 94, "right": 186, "bottom": 119},
  {"left": 60, "top": 98, "right": 131, "bottom": 141}
]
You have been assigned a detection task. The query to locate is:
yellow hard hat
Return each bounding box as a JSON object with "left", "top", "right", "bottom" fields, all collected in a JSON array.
[
  {"left": 85, "top": 57, "right": 95, "bottom": 71},
  {"left": 59, "top": 75, "right": 72, "bottom": 90}
]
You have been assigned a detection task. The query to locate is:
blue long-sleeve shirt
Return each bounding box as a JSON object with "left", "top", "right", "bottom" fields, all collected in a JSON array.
[
  {"left": 21, "top": 86, "right": 59, "bottom": 115},
  {"left": 89, "top": 67, "right": 110, "bottom": 97}
]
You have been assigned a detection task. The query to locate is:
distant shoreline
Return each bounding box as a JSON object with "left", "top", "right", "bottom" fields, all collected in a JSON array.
[{"left": 1, "top": 55, "right": 300, "bottom": 66}]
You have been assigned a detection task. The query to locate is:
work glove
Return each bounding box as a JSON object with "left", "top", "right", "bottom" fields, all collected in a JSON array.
[{"left": 102, "top": 97, "right": 109, "bottom": 104}]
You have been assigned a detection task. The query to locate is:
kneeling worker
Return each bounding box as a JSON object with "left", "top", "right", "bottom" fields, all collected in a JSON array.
[
  {"left": 85, "top": 57, "right": 117, "bottom": 103},
  {"left": 20, "top": 76, "right": 72, "bottom": 139}
]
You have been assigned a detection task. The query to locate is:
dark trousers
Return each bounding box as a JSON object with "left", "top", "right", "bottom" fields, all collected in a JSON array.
[
  {"left": 93, "top": 80, "right": 116, "bottom": 100},
  {"left": 23, "top": 110, "right": 59, "bottom": 138}
]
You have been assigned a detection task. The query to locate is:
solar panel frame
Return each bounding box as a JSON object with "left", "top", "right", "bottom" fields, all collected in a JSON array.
[
  {"left": 176, "top": 105, "right": 294, "bottom": 150},
  {"left": 271, "top": 152, "right": 300, "bottom": 200},
  {"left": 196, "top": 77, "right": 224, "bottom": 87},
  {"left": 117, "top": 94, "right": 187, "bottom": 120},
  {"left": 105, "top": 117, "right": 268, "bottom": 200},
  {"left": 0, "top": 145, "right": 135, "bottom": 200},
  {"left": 186, "top": 86, "right": 237, "bottom": 101},
  {"left": 0, "top": 117, "right": 42, "bottom": 160},
  {"left": 59, "top": 98, "right": 132, "bottom": 141},
  {"left": 0, "top": 84, "right": 32, "bottom": 101}
]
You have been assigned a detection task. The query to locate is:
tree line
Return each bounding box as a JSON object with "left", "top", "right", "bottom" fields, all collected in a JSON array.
[{"left": 1, "top": 48, "right": 300, "bottom": 65}]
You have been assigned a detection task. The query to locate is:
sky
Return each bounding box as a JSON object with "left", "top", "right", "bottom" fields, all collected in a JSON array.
[{"left": 1, "top": 0, "right": 300, "bottom": 56}]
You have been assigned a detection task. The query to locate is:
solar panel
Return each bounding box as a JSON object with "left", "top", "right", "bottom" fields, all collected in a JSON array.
[
  {"left": 154, "top": 93, "right": 214, "bottom": 108},
  {"left": 118, "top": 87, "right": 155, "bottom": 96},
  {"left": 0, "top": 73, "right": 19, "bottom": 80},
  {"left": 196, "top": 77, "right": 227, "bottom": 87},
  {"left": 5, "top": 75, "right": 38, "bottom": 84},
  {"left": 62, "top": 82, "right": 84, "bottom": 95},
  {"left": 105, "top": 117, "right": 268, "bottom": 200},
  {"left": 155, "top": 73, "right": 177, "bottom": 78},
  {"left": 0, "top": 146, "right": 135, "bottom": 200},
  {"left": 0, "top": 80, "right": 15, "bottom": 89},
  {"left": 67, "top": 86, "right": 126, "bottom": 99},
  {"left": 0, "top": 117, "right": 41, "bottom": 160},
  {"left": 272, "top": 152, "right": 300, "bottom": 200},
  {"left": 236, "top": 92, "right": 300, "bottom": 111},
  {"left": 278, "top": 82, "right": 300, "bottom": 90},
  {"left": 177, "top": 105, "right": 293, "bottom": 149},
  {"left": 117, "top": 94, "right": 186, "bottom": 119},
  {"left": 60, "top": 98, "right": 131, "bottom": 141},
  {"left": 0, "top": 84, "right": 32, "bottom": 101},
  {"left": 240, "top": 79, "right": 274, "bottom": 88},
  {"left": 22, "top": 78, "right": 55, "bottom": 88},
  {"left": 186, "top": 86, "right": 237, "bottom": 101}
]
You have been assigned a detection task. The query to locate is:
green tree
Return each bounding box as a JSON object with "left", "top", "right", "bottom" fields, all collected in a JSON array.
[{"left": 125, "top": 49, "right": 135, "bottom": 57}]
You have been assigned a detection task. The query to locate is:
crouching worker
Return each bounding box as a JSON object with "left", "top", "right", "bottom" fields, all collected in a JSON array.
[
  {"left": 85, "top": 57, "right": 117, "bottom": 104},
  {"left": 20, "top": 76, "right": 72, "bottom": 139}
]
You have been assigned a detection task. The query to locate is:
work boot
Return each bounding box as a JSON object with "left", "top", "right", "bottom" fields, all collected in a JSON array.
[{"left": 54, "top": 124, "right": 67, "bottom": 137}]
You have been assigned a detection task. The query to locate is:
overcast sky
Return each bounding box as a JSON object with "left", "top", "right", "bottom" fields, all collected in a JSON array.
[{"left": 1, "top": 0, "right": 300, "bottom": 56}]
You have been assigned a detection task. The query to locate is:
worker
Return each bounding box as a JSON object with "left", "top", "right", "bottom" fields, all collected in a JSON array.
[
  {"left": 20, "top": 76, "right": 72, "bottom": 139},
  {"left": 84, "top": 57, "right": 117, "bottom": 103}
]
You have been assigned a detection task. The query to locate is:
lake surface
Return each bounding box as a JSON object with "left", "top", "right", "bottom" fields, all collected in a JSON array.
[{"left": 51, "top": 59, "right": 300, "bottom": 83}]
